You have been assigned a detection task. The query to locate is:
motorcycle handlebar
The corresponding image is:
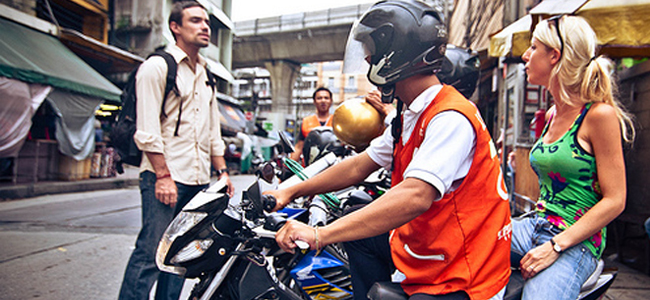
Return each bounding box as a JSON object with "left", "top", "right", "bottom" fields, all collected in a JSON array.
[{"left": 262, "top": 194, "right": 277, "bottom": 212}]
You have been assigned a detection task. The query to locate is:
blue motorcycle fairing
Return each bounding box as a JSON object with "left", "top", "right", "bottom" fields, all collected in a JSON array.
[
  {"left": 278, "top": 207, "right": 307, "bottom": 219},
  {"left": 290, "top": 250, "right": 352, "bottom": 295}
]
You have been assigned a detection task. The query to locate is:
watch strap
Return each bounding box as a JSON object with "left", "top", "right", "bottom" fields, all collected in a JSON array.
[
  {"left": 217, "top": 168, "right": 229, "bottom": 176},
  {"left": 550, "top": 238, "right": 562, "bottom": 253}
]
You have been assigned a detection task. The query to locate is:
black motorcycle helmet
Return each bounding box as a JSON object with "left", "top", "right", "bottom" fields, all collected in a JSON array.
[
  {"left": 343, "top": 0, "right": 448, "bottom": 103},
  {"left": 438, "top": 44, "right": 480, "bottom": 99},
  {"left": 302, "top": 127, "right": 339, "bottom": 166}
]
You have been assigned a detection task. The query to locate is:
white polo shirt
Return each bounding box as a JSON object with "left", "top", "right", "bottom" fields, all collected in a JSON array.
[{"left": 366, "top": 85, "right": 476, "bottom": 200}]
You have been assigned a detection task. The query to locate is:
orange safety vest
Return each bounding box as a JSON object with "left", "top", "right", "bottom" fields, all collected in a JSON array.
[
  {"left": 390, "top": 85, "right": 512, "bottom": 300},
  {"left": 301, "top": 114, "right": 333, "bottom": 138}
]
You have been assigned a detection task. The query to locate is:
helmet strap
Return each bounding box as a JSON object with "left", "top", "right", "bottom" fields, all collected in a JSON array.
[
  {"left": 390, "top": 99, "right": 404, "bottom": 172},
  {"left": 381, "top": 85, "right": 395, "bottom": 104}
]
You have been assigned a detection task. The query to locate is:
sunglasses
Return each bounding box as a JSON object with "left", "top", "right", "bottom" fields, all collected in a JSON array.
[{"left": 548, "top": 15, "right": 564, "bottom": 57}]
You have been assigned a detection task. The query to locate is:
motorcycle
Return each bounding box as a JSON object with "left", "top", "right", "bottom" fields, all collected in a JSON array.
[{"left": 155, "top": 169, "right": 355, "bottom": 300}]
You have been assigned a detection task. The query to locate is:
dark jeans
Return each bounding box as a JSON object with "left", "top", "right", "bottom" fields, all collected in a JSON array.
[
  {"left": 344, "top": 233, "right": 469, "bottom": 300},
  {"left": 344, "top": 232, "right": 394, "bottom": 300},
  {"left": 118, "top": 171, "right": 207, "bottom": 300}
]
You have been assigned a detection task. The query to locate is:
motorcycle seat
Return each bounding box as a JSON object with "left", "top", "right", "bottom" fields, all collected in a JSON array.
[
  {"left": 368, "top": 282, "right": 407, "bottom": 300},
  {"left": 505, "top": 258, "right": 606, "bottom": 299},
  {"left": 580, "top": 259, "right": 604, "bottom": 292},
  {"left": 367, "top": 282, "right": 469, "bottom": 300}
]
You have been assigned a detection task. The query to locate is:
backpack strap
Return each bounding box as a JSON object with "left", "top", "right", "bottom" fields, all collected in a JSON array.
[
  {"left": 148, "top": 50, "right": 181, "bottom": 136},
  {"left": 205, "top": 66, "right": 217, "bottom": 96},
  {"left": 205, "top": 66, "right": 218, "bottom": 111}
]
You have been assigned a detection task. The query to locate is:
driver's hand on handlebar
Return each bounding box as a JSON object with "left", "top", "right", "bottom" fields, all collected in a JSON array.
[
  {"left": 262, "top": 189, "right": 291, "bottom": 212},
  {"left": 276, "top": 220, "right": 317, "bottom": 254}
]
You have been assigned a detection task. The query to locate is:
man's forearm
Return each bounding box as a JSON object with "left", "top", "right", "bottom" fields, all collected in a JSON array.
[
  {"left": 211, "top": 155, "right": 227, "bottom": 172},
  {"left": 145, "top": 152, "right": 170, "bottom": 177},
  {"left": 288, "top": 152, "right": 378, "bottom": 201},
  {"left": 322, "top": 177, "right": 437, "bottom": 245}
]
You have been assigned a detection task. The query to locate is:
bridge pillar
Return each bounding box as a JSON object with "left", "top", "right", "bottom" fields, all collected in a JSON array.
[{"left": 264, "top": 60, "right": 301, "bottom": 116}]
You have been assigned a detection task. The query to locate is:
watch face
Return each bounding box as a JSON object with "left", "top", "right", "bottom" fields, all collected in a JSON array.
[{"left": 553, "top": 242, "right": 562, "bottom": 253}]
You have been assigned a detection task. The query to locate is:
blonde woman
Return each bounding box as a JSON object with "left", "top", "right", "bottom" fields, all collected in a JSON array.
[{"left": 512, "top": 15, "right": 635, "bottom": 299}]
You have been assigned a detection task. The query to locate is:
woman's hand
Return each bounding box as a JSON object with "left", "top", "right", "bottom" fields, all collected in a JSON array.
[{"left": 520, "top": 241, "right": 561, "bottom": 279}]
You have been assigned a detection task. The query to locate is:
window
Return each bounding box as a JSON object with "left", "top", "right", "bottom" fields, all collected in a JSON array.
[
  {"left": 328, "top": 77, "right": 335, "bottom": 88},
  {"left": 347, "top": 76, "right": 355, "bottom": 88}
]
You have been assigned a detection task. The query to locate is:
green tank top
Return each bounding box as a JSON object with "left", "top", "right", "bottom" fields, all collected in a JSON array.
[{"left": 529, "top": 103, "right": 604, "bottom": 259}]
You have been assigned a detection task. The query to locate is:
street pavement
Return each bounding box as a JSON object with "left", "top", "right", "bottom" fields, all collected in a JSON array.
[
  {"left": 0, "top": 173, "right": 255, "bottom": 300},
  {"left": 0, "top": 170, "right": 649, "bottom": 299}
]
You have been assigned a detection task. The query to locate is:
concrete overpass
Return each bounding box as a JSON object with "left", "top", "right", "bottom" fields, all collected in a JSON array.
[{"left": 232, "top": 3, "right": 372, "bottom": 118}]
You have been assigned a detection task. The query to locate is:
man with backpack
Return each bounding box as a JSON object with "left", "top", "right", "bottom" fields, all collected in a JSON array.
[{"left": 117, "top": 2, "right": 234, "bottom": 300}]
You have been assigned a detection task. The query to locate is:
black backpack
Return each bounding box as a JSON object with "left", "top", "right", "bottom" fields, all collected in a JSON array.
[
  {"left": 110, "top": 50, "right": 179, "bottom": 174},
  {"left": 110, "top": 50, "right": 218, "bottom": 174}
]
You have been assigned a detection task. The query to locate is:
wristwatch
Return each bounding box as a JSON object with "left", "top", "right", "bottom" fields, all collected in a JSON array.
[
  {"left": 216, "top": 168, "right": 229, "bottom": 176},
  {"left": 550, "top": 238, "right": 563, "bottom": 253}
]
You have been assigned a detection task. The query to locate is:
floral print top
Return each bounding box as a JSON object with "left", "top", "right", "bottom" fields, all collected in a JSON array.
[{"left": 529, "top": 103, "right": 605, "bottom": 259}]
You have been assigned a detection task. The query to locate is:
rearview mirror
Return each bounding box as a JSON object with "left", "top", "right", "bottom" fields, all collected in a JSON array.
[
  {"left": 278, "top": 131, "right": 295, "bottom": 154},
  {"left": 259, "top": 162, "right": 275, "bottom": 184}
]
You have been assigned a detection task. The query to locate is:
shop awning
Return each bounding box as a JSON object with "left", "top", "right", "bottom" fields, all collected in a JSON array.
[
  {"left": 488, "top": 0, "right": 650, "bottom": 58},
  {"left": 489, "top": 15, "right": 532, "bottom": 58},
  {"left": 574, "top": 0, "right": 650, "bottom": 57},
  {"left": 59, "top": 28, "right": 144, "bottom": 74},
  {"left": 0, "top": 17, "right": 121, "bottom": 101},
  {"left": 206, "top": 58, "right": 235, "bottom": 83}
]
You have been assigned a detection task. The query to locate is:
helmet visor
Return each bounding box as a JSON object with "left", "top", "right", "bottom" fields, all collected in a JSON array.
[{"left": 342, "top": 20, "right": 374, "bottom": 76}]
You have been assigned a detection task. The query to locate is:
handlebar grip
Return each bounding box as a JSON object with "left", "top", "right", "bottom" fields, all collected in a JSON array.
[
  {"left": 262, "top": 194, "right": 277, "bottom": 212},
  {"left": 294, "top": 240, "right": 310, "bottom": 250}
]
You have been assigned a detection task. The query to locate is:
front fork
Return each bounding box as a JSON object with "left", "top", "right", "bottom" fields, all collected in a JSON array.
[{"left": 188, "top": 244, "right": 307, "bottom": 300}]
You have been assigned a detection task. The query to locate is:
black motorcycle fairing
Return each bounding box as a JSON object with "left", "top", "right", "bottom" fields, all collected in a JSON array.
[
  {"left": 162, "top": 193, "right": 241, "bottom": 278},
  {"left": 235, "top": 258, "right": 307, "bottom": 300}
]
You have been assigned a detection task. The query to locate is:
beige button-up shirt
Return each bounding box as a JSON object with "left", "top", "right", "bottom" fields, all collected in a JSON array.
[{"left": 134, "top": 45, "right": 225, "bottom": 185}]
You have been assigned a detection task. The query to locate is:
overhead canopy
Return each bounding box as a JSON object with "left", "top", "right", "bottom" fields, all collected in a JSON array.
[
  {"left": 206, "top": 58, "right": 235, "bottom": 83},
  {"left": 0, "top": 17, "right": 121, "bottom": 101},
  {"left": 59, "top": 28, "right": 144, "bottom": 74},
  {"left": 489, "top": 15, "right": 532, "bottom": 59},
  {"left": 489, "top": 0, "right": 650, "bottom": 58},
  {"left": 575, "top": 0, "right": 650, "bottom": 57}
]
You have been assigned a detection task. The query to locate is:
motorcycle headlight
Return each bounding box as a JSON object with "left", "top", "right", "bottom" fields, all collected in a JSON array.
[
  {"left": 156, "top": 211, "right": 208, "bottom": 275},
  {"left": 168, "top": 211, "right": 208, "bottom": 239},
  {"left": 171, "top": 239, "right": 214, "bottom": 263}
]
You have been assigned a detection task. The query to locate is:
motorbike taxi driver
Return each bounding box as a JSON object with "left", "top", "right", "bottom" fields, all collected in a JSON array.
[{"left": 265, "top": 1, "right": 512, "bottom": 299}]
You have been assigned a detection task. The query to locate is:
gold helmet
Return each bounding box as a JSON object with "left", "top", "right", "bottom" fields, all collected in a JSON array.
[{"left": 332, "top": 98, "right": 384, "bottom": 151}]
